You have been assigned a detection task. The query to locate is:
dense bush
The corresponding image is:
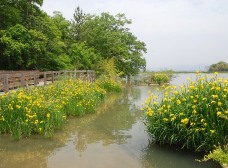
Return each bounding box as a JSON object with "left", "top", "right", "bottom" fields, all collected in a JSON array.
[
  {"left": 142, "top": 72, "right": 228, "bottom": 152},
  {"left": 151, "top": 73, "right": 170, "bottom": 85},
  {"left": 148, "top": 70, "right": 174, "bottom": 85}
]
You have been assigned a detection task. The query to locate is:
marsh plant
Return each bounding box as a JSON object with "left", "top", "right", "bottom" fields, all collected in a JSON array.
[
  {"left": 142, "top": 72, "right": 228, "bottom": 152},
  {"left": 0, "top": 78, "right": 122, "bottom": 140},
  {"left": 202, "top": 145, "right": 228, "bottom": 167},
  {"left": 143, "top": 70, "right": 174, "bottom": 85},
  {"left": 151, "top": 73, "right": 170, "bottom": 85}
]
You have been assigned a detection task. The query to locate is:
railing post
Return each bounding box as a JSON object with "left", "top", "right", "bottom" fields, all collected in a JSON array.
[
  {"left": 86, "top": 70, "right": 88, "bottom": 81},
  {"left": 44, "top": 72, "right": 47, "bottom": 85},
  {"left": 33, "top": 72, "right": 37, "bottom": 86},
  {"left": 74, "top": 70, "right": 76, "bottom": 79},
  {"left": 4, "top": 74, "right": 9, "bottom": 92},
  {"left": 21, "top": 72, "right": 26, "bottom": 87},
  {"left": 93, "top": 70, "right": 96, "bottom": 82},
  {"left": 51, "top": 71, "right": 54, "bottom": 83},
  {"left": 64, "top": 70, "right": 66, "bottom": 80}
]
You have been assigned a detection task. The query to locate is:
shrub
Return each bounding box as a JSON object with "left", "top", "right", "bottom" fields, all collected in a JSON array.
[
  {"left": 202, "top": 145, "right": 228, "bottom": 167},
  {"left": 151, "top": 73, "right": 170, "bottom": 85},
  {"left": 96, "top": 76, "right": 122, "bottom": 92},
  {"left": 142, "top": 72, "right": 228, "bottom": 152},
  {"left": 149, "top": 70, "right": 174, "bottom": 85}
]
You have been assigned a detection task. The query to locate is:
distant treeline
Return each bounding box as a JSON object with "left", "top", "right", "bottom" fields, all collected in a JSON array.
[
  {"left": 208, "top": 61, "right": 228, "bottom": 72},
  {"left": 0, "top": 1, "right": 147, "bottom": 77},
  {"left": 171, "top": 61, "right": 228, "bottom": 73}
]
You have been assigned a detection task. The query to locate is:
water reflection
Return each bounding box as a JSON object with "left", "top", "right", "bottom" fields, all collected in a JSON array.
[
  {"left": 141, "top": 142, "right": 220, "bottom": 168},
  {"left": 0, "top": 73, "right": 226, "bottom": 168}
]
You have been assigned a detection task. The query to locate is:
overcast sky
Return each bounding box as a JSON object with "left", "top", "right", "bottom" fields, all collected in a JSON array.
[{"left": 41, "top": 0, "right": 228, "bottom": 71}]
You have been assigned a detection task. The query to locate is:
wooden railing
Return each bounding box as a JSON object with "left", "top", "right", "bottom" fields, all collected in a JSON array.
[{"left": 0, "top": 70, "right": 96, "bottom": 93}]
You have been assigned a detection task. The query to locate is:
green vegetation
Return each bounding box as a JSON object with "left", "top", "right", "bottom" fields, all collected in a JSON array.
[
  {"left": 202, "top": 111, "right": 228, "bottom": 166},
  {"left": 151, "top": 70, "right": 174, "bottom": 85},
  {"left": 142, "top": 70, "right": 174, "bottom": 85},
  {"left": 209, "top": 61, "right": 228, "bottom": 72},
  {"left": 0, "top": 2, "right": 146, "bottom": 77},
  {"left": 202, "top": 145, "right": 228, "bottom": 167},
  {"left": 151, "top": 73, "right": 169, "bottom": 85},
  {"left": 142, "top": 72, "right": 228, "bottom": 152},
  {"left": 0, "top": 78, "right": 122, "bottom": 140}
]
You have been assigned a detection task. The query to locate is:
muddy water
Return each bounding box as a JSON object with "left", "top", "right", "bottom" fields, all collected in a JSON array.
[{"left": 0, "top": 74, "right": 225, "bottom": 168}]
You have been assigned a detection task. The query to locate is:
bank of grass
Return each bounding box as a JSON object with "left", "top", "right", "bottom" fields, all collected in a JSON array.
[
  {"left": 142, "top": 72, "right": 228, "bottom": 152},
  {"left": 0, "top": 77, "right": 122, "bottom": 140}
]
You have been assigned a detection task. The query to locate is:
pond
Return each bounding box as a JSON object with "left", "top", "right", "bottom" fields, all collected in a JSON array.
[{"left": 0, "top": 73, "right": 227, "bottom": 168}]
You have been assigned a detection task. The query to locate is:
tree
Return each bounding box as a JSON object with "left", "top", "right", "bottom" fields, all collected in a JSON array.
[
  {"left": 69, "top": 42, "right": 100, "bottom": 70},
  {"left": 208, "top": 61, "right": 228, "bottom": 72},
  {"left": 0, "top": 4, "right": 147, "bottom": 73},
  {"left": 71, "top": 6, "right": 87, "bottom": 42},
  {"left": 36, "top": 13, "right": 72, "bottom": 70},
  {"left": 0, "top": 24, "right": 48, "bottom": 70},
  {"left": 71, "top": 11, "right": 147, "bottom": 77},
  {"left": 0, "top": 24, "right": 29, "bottom": 69},
  {"left": 0, "top": 0, "right": 22, "bottom": 29},
  {"left": 51, "top": 11, "right": 71, "bottom": 41}
]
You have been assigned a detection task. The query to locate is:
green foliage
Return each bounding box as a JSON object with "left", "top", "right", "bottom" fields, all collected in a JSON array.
[
  {"left": 209, "top": 61, "right": 228, "bottom": 72},
  {"left": 0, "top": 13, "right": 72, "bottom": 70},
  {"left": 72, "top": 11, "right": 147, "bottom": 77},
  {"left": 0, "top": 24, "right": 48, "bottom": 69},
  {"left": 96, "top": 77, "right": 122, "bottom": 92},
  {"left": 142, "top": 70, "right": 174, "bottom": 85},
  {"left": 0, "top": 24, "right": 30, "bottom": 69},
  {"left": 0, "top": 0, "right": 22, "bottom": 29},
  {"left": 69, "top": 42, "right": 100, "bottom": 70},
  {"left": 51, "top": 11, "right": 71, "bottom": 41},
  {"left": 71, "top": 6, "right": 87, "bottom": 42},
  {"left": 97, "top": 58, "right": 123, "bottom": 78},
  {"left": 142, "top": 72, "right": 228, "bottom": 152},
  {"left": 96, "top": 58, "right": 123, "bottom": 91},
  {"left": 202, "top": 145, "right": 228, "bottom": 166},
  {"left": 0, "top": 3, "right": 146, "bottom": 73},
  {"left": 151, "top": 74, "right": 170, "bottom": 85}
]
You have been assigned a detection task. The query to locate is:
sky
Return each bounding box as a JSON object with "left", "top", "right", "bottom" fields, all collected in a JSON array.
[{"left": 41, "top": 0, "right": 228, "bottom": 71}]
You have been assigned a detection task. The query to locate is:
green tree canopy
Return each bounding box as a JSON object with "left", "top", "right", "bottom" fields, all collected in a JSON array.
[
  {"left": 69, "top": 42, "right": 100, "bottom": 70},
  {"left": 208, "top": 61, "right": 228, "bottom": 72},
  {"left": 71, "top": 9, "right": 147, "bottom": 76},
  {"left": 0, "top": 0, "right": 22, "bottom": 29},
  {"left": 0, "top": 4, "right": 147, "bottom": 74}
]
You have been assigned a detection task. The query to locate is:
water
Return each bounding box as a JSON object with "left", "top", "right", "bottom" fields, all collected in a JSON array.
[
  {"left": 1, "top": 73, "right": 227, "bottom": 168},
  {"left": 171, "top": 72, "right": 228, "bottom": 85}
]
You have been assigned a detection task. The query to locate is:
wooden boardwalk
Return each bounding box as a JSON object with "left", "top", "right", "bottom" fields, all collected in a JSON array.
[{"left": 0, "top": 70, "right": 96, "bottom": 93}]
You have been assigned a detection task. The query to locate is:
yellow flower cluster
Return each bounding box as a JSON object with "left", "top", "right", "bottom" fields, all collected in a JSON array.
[
  {"left": 0, "top": 78, "right": 118, "bottom": 139},
  {"left": 181, "top": 118, "right": 189, "bottom": 125},
  {"left": 143, "top": 72, "right": 228, "bottom": 151}
]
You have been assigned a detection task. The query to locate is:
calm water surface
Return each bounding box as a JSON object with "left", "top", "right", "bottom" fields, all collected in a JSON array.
[{"left": 1, "top": 73, "right": 227, "bottom": 168}]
